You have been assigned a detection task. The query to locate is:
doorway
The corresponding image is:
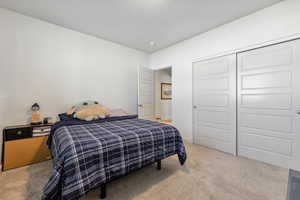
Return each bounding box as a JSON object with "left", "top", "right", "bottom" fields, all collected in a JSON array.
[{"left": 154, "top": 67, "right": 172, "bottom": 124}]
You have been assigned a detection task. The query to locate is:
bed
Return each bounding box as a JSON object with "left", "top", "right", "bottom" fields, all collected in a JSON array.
[{"left": 42, "top": 115, "right": 187, "bottom": 200}]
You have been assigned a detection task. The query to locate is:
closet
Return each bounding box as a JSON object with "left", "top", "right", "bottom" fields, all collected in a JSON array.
[{"left": 193, "top": 39, "right": 300, "bottom": 170}]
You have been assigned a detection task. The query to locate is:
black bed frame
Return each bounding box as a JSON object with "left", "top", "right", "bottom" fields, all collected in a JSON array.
[{"left": 99, "top": 160, "right": 162, "bottom": 199}]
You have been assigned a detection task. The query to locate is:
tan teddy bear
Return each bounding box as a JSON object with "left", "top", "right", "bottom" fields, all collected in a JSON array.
[
  {"left": 74, "top": 105, "right": 109, "bottom": 121},
  {"left": 67, "top": 101, "right": 110, "bottom": 121}
]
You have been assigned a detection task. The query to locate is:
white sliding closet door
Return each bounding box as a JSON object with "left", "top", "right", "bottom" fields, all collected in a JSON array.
[
  {"left": 237, "top": 40, "right": 300, "bottom": 170},
  {"left": 193, "top": 54, "right": 237, "bottom": 155}
]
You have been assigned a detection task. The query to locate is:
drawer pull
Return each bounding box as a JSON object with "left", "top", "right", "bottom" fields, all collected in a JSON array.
[{"left": 17, "top": 131, "right": 22, "bottom": 135}]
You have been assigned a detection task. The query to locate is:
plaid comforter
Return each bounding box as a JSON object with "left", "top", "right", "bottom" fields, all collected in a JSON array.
[{"left": 42, "top": 115, "right": 187, "bottom": 200}]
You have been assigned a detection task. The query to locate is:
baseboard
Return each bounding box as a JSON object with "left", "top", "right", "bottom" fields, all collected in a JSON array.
[{"left": 183, "top": 136, "right": 193, "bottom": 143}]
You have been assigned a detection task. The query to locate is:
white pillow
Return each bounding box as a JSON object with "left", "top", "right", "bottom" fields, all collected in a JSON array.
[{"left": 107, "top": 108, "right": 129, "bottom": 117}]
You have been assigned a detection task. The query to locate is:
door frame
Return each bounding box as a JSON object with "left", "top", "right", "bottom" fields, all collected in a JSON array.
[
  {"left": 154, "top": 66, "right": 173, "bottom": 121},
  {"left": 192, "top": 34, "right": 300, "bottom": 64}
]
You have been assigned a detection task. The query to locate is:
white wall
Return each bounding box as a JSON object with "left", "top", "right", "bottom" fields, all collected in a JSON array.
[
  {"left": 149, "top": 0, "right": 300, "bottom": 141},
  {"left": 0, "top": 8, "right": 148, "bottom": 159},
  {"left": 1, "top": 0, "right": 300, "bottom": 158},
  {"left": 154, "top": 68, "right": 172, "bottom": 121}
]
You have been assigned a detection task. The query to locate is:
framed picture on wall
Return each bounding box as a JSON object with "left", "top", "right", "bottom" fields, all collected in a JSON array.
[{"left": 161, "top": 83, "right": 172, "bottom": 100}]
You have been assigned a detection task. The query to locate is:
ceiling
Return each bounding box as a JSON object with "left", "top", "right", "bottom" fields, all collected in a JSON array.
[{"left": 0, "top": 0, "right": 282, "bottom": 53}]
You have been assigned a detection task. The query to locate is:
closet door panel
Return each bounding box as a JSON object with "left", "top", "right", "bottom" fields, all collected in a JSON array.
[
  {"left": 193, "top": 54, "right": 236, "bottom": 155},
  {"left": 238, "top": 40, "right": 300, "bottom": 170}
]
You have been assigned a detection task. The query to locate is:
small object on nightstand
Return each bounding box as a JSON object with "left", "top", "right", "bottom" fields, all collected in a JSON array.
[
  {"left": 31, "top": 103, "right": 42, "bottom": 125},
  {"left": 32, "top": 124, "right": 51, "bottom": 137},
  {"left": 43, "top": 117, "right": 52, "bottom": 124},
  {"left": 43, "top": 117, "right": 55, "bottom": 124}
]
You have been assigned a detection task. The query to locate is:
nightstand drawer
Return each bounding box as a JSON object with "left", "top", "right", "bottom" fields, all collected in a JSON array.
[{"left": 5, "top": 127, "right": 32, "bottom": 141}]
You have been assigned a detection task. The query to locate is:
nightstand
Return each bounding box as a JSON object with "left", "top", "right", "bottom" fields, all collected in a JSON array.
[{"left": 2, "top": 124, "right": 53, "bottom": 171}]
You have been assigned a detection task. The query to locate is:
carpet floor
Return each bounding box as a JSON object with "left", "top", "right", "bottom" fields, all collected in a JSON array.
[{"left": 0, "top": 142, "right": 288, "bottom": 200}]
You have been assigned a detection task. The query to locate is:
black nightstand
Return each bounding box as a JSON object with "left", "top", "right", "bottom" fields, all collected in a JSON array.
[{"left": 2, "top": 124, "right": 53, "bottom": 171}]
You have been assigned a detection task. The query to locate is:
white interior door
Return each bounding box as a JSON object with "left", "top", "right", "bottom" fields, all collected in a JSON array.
[
  {"left": 138, "top": 66, "right": 154, "bottom": 120},
  {"left": 237, "top": 40, "right": 300, "bottom": 170},
  {"left": 193, "top": 54, "right": 237, "bottom": 155}
]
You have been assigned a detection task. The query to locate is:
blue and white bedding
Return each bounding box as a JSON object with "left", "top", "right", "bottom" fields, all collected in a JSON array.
[{"left": 42, "top": 115, "right": 187, "bottom": 200}]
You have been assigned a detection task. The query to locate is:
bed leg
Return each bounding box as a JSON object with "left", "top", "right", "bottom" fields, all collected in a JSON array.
[
  {"left": 157, "top": 160, "right": 161, "bottom": 170},
  {"left": 100, "top": 184, "right": 106, "bottom": 199}
]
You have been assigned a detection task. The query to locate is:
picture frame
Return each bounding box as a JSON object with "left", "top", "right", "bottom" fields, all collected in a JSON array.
[{"left": 161, "top": 83, "right": 172, "bottom": 100}]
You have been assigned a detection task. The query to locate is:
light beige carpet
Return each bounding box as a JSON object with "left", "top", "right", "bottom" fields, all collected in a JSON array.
[{"left": 0, "top": 142, "right": 288, "bottom": 200}]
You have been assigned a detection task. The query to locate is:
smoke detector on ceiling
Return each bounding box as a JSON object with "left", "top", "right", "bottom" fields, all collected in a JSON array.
[{"left": 149, "top": 41, "right": 156, "bottom": 46}]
